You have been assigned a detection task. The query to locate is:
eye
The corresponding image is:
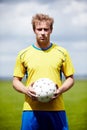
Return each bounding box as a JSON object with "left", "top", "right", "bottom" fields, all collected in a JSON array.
[
  {"left": 44, "top": 28, "right": 49, "bottom": 31},
  {"left": 36, "top": 28, "right": 49, "bottom": 32},
  {"left": 37, "top": 28, "right": 42, "bottom": 31}
]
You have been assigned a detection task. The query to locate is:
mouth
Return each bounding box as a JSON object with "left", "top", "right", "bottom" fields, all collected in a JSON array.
[{"left": 40, "top": 37, "right": 46, "bottom": 40}]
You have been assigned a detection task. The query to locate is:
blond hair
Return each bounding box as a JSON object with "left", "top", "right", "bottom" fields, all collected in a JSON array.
[{"left": 32, "top": 13, "right": 54, "bottom": 31}]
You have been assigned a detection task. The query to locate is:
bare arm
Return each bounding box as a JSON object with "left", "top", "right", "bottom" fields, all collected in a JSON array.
[
  {"left": 13, "top": 77, "right": 27, "bottom": 94},
  {"left": 58, "top": 75, "right": 74, "bottom": 94},
  {"left": 12, "top": 77, "right": 37, "bottom": 99},
  {"left": 53, "top": 75, "right": 74, "bottom": 98}
]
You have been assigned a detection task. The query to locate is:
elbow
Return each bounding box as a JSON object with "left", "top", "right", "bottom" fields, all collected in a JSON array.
[
  {"left": 66, "top": 75, "right": 75, "bottom": 87},
  {"left": 12, "top": 76, "right": 19, "bottom": 89},
  {"left": 12, "top": 77, "right": 16, "bottom": 90},
  {"left": 71, "top": 75, "right": 75, "bottom": 87},
  {"left": 72, "top": 79, "right": 75, "bottom": 86},
  {"left": 12, "top": 76, "right": 22, "bottom": 90}
]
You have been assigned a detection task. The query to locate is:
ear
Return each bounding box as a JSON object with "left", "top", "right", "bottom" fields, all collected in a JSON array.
[
  {"left": 50, "top": 28, "right": 53, "bottom": 34},
  {"left": 33, "top": 28, "right": 36, "bottom": 34}
]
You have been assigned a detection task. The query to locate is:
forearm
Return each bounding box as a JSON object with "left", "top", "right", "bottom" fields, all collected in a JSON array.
[
  {"left": 12, "top": 77, "right": 37, "bottom": 100},
  {"left": 12, "top": 77, "right": 27, "bottom": 94},
  {"left": 58, "top": 75, "right": 74, "bottom": 94}
]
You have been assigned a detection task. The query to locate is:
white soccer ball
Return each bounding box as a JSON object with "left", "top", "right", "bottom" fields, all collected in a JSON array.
[{"left": 33, "top": 78, "right": 57, "bottom": 102}]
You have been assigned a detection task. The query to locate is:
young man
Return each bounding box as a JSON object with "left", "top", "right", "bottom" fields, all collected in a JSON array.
[{"left": 13, "top": 14, "right": 75, "bottom": 130}]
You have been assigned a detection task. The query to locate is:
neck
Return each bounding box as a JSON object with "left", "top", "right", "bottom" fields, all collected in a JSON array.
[
  {"left": 35, "top": 42, "right": 51, "bottom": 49},
  {"left": 33, "top": 42, "right": 52, "bottom": 50}
]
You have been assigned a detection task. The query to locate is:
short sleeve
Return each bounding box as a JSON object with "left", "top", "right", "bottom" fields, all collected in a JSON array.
[
  {"left": 62, "top": 50, "right": 75, "bottom": 77},
  {"left": 13, "top": 52, "right": 26, "bottom": 78}
]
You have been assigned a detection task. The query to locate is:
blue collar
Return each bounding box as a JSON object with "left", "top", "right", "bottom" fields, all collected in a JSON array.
[{"left": 32, "top": 43, "right": 52, "bottom": 51}]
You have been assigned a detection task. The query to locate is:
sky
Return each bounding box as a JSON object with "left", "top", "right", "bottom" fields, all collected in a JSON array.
[{"left": 0, "top": 0, "right": 87, "bottom": 78}]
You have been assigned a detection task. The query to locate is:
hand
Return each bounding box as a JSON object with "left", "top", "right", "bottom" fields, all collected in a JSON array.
[
  {"left": 26, "top": 83, "right": 38, "bottom": 101},
  {"left": 51, "top": 84, "right": 60, "bottom": 100}
]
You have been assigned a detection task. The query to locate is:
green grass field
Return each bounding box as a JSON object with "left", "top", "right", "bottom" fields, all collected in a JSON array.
[{"left": 0, "top": 79, "right": 87, "bottom": 130}]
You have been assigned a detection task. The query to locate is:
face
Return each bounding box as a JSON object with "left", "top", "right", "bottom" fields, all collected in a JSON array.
[{"left": 34, "top": 21, "right": 52, "bottom": 46}]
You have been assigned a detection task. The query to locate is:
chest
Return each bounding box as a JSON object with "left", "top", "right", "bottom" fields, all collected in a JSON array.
[{"left": 23, "top": 50, "right": 65, "bottom": 71}]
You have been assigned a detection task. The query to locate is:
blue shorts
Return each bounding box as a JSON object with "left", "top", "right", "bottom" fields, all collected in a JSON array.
[{"left": 21, "top": 111, "right": 69, "bottom": 130}]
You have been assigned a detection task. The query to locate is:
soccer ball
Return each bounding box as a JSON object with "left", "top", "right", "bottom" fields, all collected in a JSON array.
[{"left": 33, "top": 78, "right": 57, "bottom": 103}]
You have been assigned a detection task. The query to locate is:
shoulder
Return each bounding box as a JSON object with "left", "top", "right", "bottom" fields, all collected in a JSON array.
[
  {"left": 53, "top": 43, "right": 68, "bottom": 56},
  {"left": 15, "top": 45, "right": 33, "bottom": 62},
  {"left": 18, "top": 45, "right": 33, "bottom": 57}
]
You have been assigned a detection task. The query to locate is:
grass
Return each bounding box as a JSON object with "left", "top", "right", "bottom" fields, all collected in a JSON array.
[
  {"left": 0, "top": 79, "right": 87, "bottom": 130},
  {"left": 63, "top": 80, "right": 87, "bottom": 130},
  {"left": 0, "top": 80, "right": 24, "bottom": 130}
]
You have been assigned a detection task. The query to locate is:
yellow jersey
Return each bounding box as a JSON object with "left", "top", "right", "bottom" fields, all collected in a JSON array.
[{"left": 13, "top": 43, "right": 74, "bottom": 111}]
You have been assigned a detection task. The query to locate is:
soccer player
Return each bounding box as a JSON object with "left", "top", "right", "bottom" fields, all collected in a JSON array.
[{"left": 13, "top": 14, "right": 75, "bottom": 130}]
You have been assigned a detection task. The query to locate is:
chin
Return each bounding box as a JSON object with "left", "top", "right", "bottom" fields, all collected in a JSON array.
[{"left": 39, "top": 40, "right": 46, "bottom": 44}]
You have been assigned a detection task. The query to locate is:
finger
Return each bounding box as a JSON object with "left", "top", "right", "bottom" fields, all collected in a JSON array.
[
  {"left": 28, "top": 87, "right": 36, "bottom": 94},
  {"left": 55, "top": 84, "right": 58, "bottom": 89},
  {"left": 28, "top": 90, "right": 36, "bottom": 97},
  {"left": 29, "top": 92, "right": 38, "bottom": 101},
  {"left": 31, "top": 96, "right": 38, "bottom": 101},
  {"left": 49, "top": 96, "right": 56, "bottom": 102},
  {"left": 51, "top": 92, "right": 59, "bottom": 100},
  {"left": 30, "top": 82, "right": 34, "bottom": 87},
  {"left": 30, "top": 89, "right": 36, "bottom": 95}
]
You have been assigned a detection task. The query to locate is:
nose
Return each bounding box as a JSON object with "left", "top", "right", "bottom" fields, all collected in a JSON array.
[{"left": 41, "top": 29, "right": 45, "bottom": 35}]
